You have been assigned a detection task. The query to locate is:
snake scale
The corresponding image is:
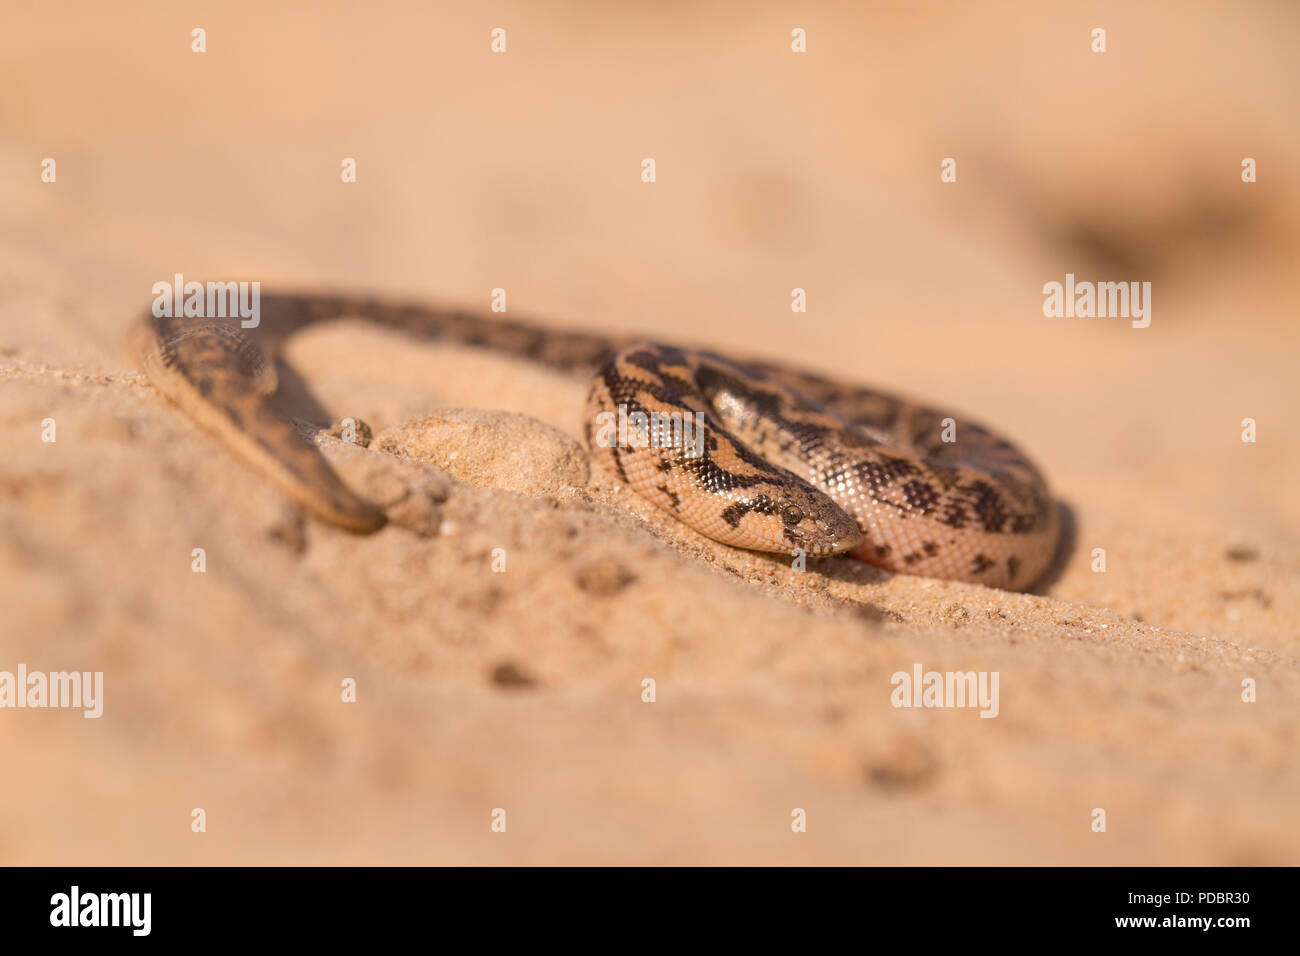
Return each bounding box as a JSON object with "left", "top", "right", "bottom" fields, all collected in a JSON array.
[{"left": 130, "top": 293, "right": 1058, "bottom": 590}]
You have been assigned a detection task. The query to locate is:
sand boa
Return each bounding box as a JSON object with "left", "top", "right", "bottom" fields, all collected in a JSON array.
[{"left": 130, "top": 293, "right": 1058, "bottom": 589}]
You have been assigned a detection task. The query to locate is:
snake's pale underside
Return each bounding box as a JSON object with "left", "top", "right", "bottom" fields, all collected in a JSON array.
[{"left": 130, "top": 294, "right": 1059, "bottom": 590}]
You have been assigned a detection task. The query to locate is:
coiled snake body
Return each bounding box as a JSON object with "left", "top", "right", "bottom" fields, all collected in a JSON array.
[{"left": 130, "top": 294, "right": 1058, "bottom": 590}]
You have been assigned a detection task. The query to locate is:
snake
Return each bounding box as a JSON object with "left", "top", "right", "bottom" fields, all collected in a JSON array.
[{"left": 128, "top": 293, "right": 1058, "bottom": 590}]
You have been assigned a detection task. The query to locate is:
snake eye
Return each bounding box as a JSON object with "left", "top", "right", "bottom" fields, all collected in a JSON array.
[{"left": 781, "top": 504, "right": 804, "bottom": 527}]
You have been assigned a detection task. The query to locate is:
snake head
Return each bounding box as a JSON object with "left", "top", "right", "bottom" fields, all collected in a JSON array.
[
  {"left": 719, "top": 488, "right": 859, "bottom": 557},
  {"left": 775, "top": 491, "right": 863, "bottom": 557},
  {"left": 720, "top": 486, "right": 857, "bottom": 558}
]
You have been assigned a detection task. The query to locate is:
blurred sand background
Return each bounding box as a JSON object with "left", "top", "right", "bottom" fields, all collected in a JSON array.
[{"left": 1, "top": 1, "right": 1298, "bottom": 863}]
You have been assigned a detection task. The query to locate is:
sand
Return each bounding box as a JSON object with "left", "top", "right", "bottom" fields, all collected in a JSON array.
[{"left": 1, "top": 1, "right": 1297, "bottom": 864}]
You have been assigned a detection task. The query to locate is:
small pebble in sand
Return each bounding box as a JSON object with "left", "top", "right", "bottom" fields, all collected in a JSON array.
[
  {"left": 328, "top": 417, "right": 373, "bottom": 447},
  {"left": 489, "top": 661, "right": 537, "bottom": 689},
  {"left": 574, "top": 560, "right": 635, "bottom": 596}
]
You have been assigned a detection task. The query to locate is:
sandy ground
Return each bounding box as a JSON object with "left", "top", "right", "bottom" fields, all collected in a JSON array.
[{"left": 1, "top": 1, "right": 1298, "bottom": 864}]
